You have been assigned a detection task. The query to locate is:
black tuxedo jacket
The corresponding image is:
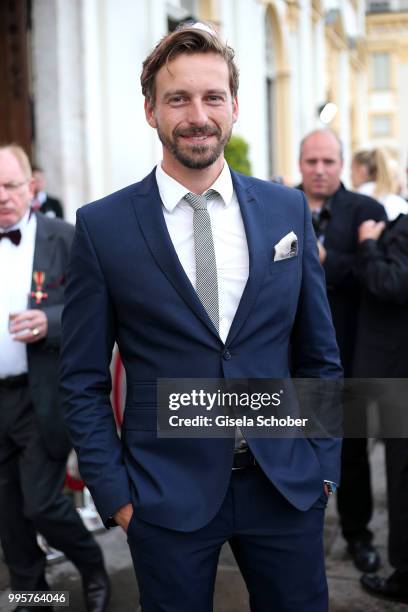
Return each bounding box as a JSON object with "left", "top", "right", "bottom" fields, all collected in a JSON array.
[
  {"left": 302, "top": 184, "right": 386, "bottom": 375},
  {"left": 27, "top": 212, "right": 74, "bottom": 458},
  {"left": 354, "top": 214, "right": 408, "bottom": 377}
]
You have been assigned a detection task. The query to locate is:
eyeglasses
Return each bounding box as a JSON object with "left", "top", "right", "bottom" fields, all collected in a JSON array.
[{"left": 0, "top": 180, "right": 28, "bottom": 193}]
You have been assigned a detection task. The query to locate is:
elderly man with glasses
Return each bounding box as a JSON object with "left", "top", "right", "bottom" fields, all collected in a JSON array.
[{"left": 0, "top": 145, "right": 110, "bottom": 612}]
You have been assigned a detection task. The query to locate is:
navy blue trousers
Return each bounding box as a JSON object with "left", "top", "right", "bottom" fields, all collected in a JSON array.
[{"left": 127, "top": 466, "right": 328, "bottom": 612}]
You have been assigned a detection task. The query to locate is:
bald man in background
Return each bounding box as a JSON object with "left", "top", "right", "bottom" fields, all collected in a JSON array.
[{"left": 298, "top": 129, "right": 386, "bottom": 572}]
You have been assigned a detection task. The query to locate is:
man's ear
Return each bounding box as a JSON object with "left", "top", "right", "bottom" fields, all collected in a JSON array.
[
  {"left": 232, "top": 96, "right": 239, "bottom": 124},
  {"left": 27, "top": 177, "right": 36, "bottom": 199},
  {"left": 145, "top": 99, "right": 157, "bottom": 128}
]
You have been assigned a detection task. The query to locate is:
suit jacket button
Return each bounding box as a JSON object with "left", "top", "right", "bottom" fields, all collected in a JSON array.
[{"left": 223, "top": 349, "right": 232, "bottom": 361}]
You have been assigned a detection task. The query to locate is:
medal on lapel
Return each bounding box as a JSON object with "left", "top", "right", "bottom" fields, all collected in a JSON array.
[{"left": 31, "top": 271, "right": 48, "bottom": 304}]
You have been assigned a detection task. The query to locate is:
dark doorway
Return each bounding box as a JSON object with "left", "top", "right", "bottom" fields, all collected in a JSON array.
[{"left": 0, "top": 0, "right": 32, "bottom": 156}]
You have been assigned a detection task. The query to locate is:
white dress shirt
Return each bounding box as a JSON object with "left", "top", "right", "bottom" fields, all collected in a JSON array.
[
  {"left": 156, "top": 162, "right": 249, "bottom": 344},
  {"left": 36, "top": 190, "right": 47, "bottom": 205},
  {"left": 0, "top": 210, "right": 36, "bottom": 377}
]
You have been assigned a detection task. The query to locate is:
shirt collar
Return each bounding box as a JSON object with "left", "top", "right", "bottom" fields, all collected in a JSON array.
[{"left": 156, "top": 162, "right": 234, "bottom": 213}]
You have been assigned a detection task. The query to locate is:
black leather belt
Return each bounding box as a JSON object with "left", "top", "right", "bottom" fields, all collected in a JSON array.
[
  {"left": 232, "top": 448, "right": 257, "bottom": 470},
  {"left": 0, "top": 374, "right": 28, "bottom": 389}
]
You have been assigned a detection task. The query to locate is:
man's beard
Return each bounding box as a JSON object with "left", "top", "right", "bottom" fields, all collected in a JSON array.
[{"left": 157, "top": 124, "right": 232, "bottom": 170}]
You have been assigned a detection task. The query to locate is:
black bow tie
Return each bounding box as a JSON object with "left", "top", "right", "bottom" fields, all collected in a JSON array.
[{"left": 0, "top": 229, "right": 21, "bottom": 245}]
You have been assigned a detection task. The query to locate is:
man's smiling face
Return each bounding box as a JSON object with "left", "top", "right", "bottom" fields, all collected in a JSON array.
[{"left": 145, "top": 52, "right": 238, "bottom": 173}]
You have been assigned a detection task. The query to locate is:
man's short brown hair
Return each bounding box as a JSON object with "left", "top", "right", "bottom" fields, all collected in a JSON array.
[{"left": 141, "top": 23, "right": 239, "bottom": 104}]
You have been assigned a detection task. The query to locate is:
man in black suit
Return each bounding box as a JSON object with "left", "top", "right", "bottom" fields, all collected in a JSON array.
[
  {"left": 354, "top": 215, "right": 408, "bottom": 605},
  {"left": 32, "top": 167, "right": 64, "bottom": 219},
  {"left": 298, "top": 129, "right": 386, "bottom": 572},
  {"left": 0, "top": 145, "right": 109, "bottom": 612}
]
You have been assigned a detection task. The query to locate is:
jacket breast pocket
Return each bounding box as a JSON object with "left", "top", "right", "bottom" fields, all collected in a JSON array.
[{"left": 270, "top": 255, "right": 299, "bottom": 275}]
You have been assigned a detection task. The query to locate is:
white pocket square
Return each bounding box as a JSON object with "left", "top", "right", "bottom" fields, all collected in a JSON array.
[{"left": 273, "top": 231, "right": 298, "bottom": 262}]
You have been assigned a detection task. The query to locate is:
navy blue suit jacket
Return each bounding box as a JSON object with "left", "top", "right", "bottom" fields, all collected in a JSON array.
[{"left": 60, "top": 168, "right": 342, "bottom": 531}]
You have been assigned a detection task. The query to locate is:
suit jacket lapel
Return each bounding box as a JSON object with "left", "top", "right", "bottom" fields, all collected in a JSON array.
[
  {"left": 131, "top": 170, "right": 220, "bottom": 338},
  {"left": 226, "top": 171, "right": 269, "bottom": 345}
]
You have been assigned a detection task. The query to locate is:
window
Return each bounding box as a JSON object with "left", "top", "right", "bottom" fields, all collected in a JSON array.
[
  {"left": 371, "top": 52, "right": 391, "bottom": 90},
  {"left": 371, "top": 115, "right": 392, "bottom": 137},
  {"left": 367, "top": 1, "right": 391, "bottom": 12}
]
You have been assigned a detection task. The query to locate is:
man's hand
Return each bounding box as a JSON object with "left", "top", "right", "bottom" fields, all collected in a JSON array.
[
  {"left": 113, "top": 503, "right": 134, "bottom": 532},
  {"left": 358, "top": 220, "right": 386, "bottom": 243},
  {"left": 317, "top": 241, "right": 327, "bottom": 264},
  {"left": 10, "top": 309, "right": 48, "bottom": 343}
]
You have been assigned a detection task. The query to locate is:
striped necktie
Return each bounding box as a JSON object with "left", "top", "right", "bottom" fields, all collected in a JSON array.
[{"left": 184, "top": 190, "right": 220, "bottom": 332}]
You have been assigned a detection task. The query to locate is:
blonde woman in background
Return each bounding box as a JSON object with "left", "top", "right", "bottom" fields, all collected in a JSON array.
[{"left": 351, "top": 148, "right": 408, "bottom": 221}]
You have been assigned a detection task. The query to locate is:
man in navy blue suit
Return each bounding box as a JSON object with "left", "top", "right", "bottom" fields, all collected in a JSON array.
[{"left": 60, "top": 23, "right": 342, "bottom": 612}]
